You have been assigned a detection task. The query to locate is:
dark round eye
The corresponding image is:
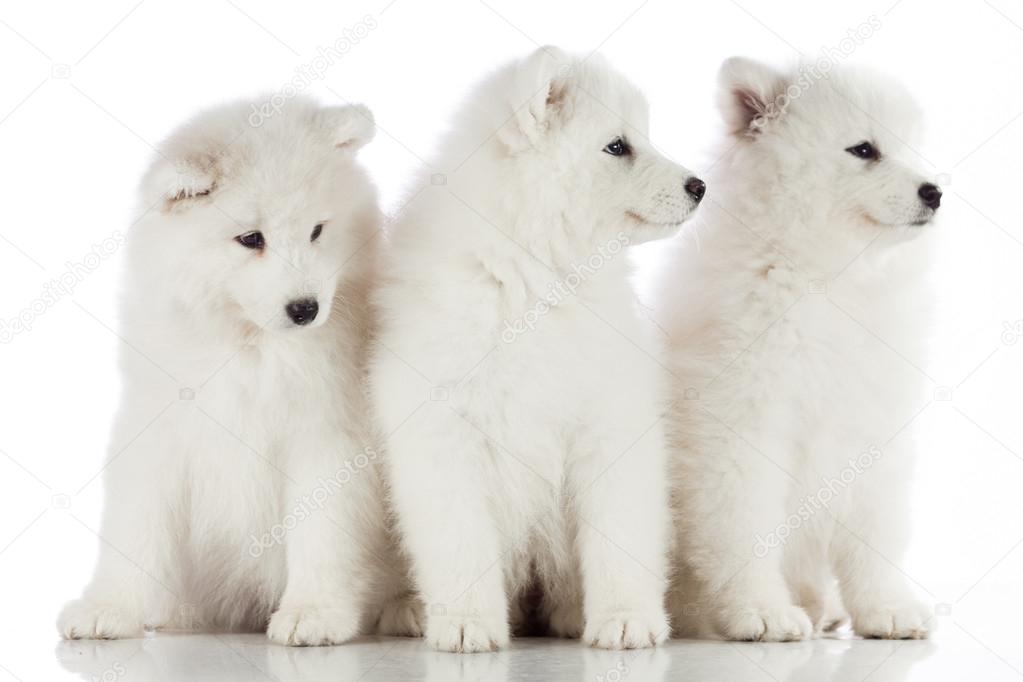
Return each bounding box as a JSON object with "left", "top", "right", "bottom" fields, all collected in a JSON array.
[
  {"left": 603, "top": 137, "right": 630, "bottom": 157},
  {"left": 311, "top": 223, "right": 324, "bottom": 241},
  {"left": 235, "top": 231, "right": 265, "bottom": 250},
  {"left": 846, "top": 141, "right": 879, "bottom": 160}
]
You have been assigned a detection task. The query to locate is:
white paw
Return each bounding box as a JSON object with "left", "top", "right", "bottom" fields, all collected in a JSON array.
[
  {"left": 426, "top": 614, "right": 509, "bottom": 653},
  {"left": 851, "top": 601, "right": 932, "bottom": 639},
  {"left": 267, "top": 604, "right": 360, "bottom": 646},
  {"left": 376, "top": 596, "right": 425, "bottom": 637},
  {"left": 58, "top": 599, "right": 143, "bottom": 640},
  {"left": 584, "top": 610, "right": 669, "bottom": 650},
  {"left": 719, "top": 603, "right": 813, "bottom": 642}
]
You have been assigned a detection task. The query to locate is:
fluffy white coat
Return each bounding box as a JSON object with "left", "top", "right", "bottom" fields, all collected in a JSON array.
[
  {"left": 58, "top": 96, "right": 419, "bottom": 645},
  {"left": 651, "top": 58, "right": 939, "bottom": 641},
  {"left": 370, "top": 46, "right": 705, "bottom": 652}
]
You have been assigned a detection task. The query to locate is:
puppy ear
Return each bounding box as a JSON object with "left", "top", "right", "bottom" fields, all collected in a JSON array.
[
  {"left": 717, "top": 57, "right": 786, "bottom": 136},
  {"left": 498, "top": 45, "right": 572, "bottom": 152},
  {"left": 319, "top": 103, "right": 376, "bottom": 153},
  {"left": 143, "top": 154, "right": 218, "bottom": 207}
]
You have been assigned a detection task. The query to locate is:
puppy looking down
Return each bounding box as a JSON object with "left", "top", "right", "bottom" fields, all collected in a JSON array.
[
  {"left": 652, "top": 58, "right": 940, "bottom": 641},
  {"left": 371, "top": 46, "right": 705, "bottom": 652},
  {"left": 58, "top": 96, "right": 418, "bottom": 645}
]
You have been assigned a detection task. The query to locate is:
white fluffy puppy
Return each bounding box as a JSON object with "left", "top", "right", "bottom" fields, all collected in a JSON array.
[
  {"left": 58, "top": 96, "right": 418, "bottom": 645},
  {"left": 652, "top": 58, "right": 940, "bottom": 641},
  {"left": 371, "top": 46, "right": 705, "bottom": 652}
]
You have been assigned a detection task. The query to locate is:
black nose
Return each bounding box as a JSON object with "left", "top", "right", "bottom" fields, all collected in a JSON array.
[
  {"left": 685, "top": 177, "right": 706, "bottom": 202},
  {"left": 918, "top": 183, "right": 942, "bottom": 210},
  {"left": 285, "top": 299, "right": 318, "bottom": 326}
]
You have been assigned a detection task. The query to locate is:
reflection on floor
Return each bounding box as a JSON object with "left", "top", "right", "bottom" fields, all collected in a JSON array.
[{"left": 55, "top": 626, "right": 1018, "bottom": 682}]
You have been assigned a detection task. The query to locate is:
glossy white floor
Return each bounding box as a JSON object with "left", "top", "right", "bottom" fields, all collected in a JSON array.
[{"left": 51, "top": 622, "right": 1021, "bottom": 682}]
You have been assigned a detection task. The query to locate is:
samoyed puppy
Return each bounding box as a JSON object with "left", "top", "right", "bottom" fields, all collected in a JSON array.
[
  {"left": 651, "top": 58, "right": 941, "bottom": 641},
  {"left": 58, "top": 96, "right": 419, "bottom": 645},
  {"left": 370, "top": 46, "right": 705, "bottom": 652}
]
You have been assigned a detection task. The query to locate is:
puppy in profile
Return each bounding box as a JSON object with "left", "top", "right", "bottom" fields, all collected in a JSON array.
[
  {"left": 652, "top": 58, "right": 940, "bottom": 641},
  {"left": 58, "top": 96, "right": 419, "bottom": 644},
  {"left": 371, "top": 46, "right": 705, "bottom": 652}
]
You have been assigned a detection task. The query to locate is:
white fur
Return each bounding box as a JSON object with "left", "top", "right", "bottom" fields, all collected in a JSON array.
[
  {"left": 57, "top": 96, "right": 420, "bottom": 645},
  {"left": 370, "top": 47, "right": 704, "bottom": 652},
  {"left": 651, "top": 58, "right": 939, "bottom": 641}
]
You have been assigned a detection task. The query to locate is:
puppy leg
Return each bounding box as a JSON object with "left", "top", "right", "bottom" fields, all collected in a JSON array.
[
  {"left": 267, "top": 431, "right": 373, "bottom": 646},
  {"left": 375, "top": 589, "right": 425, "bottom": 638},
  {"left": 371, "top": 530, "right": 424, "bottom": 637},
  {"left": 537, "top": 520, "right": 584, "bottom": 639},
  {"left": 831, "top": 475, "right": 931, "bottom": 639},
  {"left": 665, "top": 560, "right": 707, "bottom": 638},
  {"left": 58, "top": 414, "right": 180, "bottom": 639},
  {"left": 387, "top": 406, "right": 510, "bottom": 652},
  {"left": 785, "top": 530, "right": 848, "bottom": 633},
  {"left": 573, "top": 426, "right": 671, "bottom": 649},
  {"left": 675, "top": 431, "right": 812, "bottom": 642},
  {"left": 544, "top": 578, "right": 584, "bottom": 639}
]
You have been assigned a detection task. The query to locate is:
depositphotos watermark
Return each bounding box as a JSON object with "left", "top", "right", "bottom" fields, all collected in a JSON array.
[
  {"left": 248, "top": 15, "right": 378, "bottom": 127},
  {"left": 595, "top": 660, "right": 630, "bottom": 682},
  {"left": 247, "top": 446, "right": 378, "bottom": 557},
  {"left": 751, "top": 15, "right": 882, "bottom": 130},
  {"left": 1, "top": 231, "right": 126, "bottom": 343},
  {"left": 753, "top": 445, "right": 882, "bottom": 558},
  {"left": 501, "top": 232, "right": 631, "bottom": 343}
]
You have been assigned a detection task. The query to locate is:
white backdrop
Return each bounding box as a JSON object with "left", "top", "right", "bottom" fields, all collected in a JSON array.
[{"left": 1, "top": 1, "right": 1022, "bottom": 679}]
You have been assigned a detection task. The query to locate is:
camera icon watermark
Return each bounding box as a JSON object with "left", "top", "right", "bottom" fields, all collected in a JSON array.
[
  {"left": 1002, "top": 320, "right": 1023, "bottom": 345},
  {"left": 179, "top": 387, "right": 196, "bottom": 401},
  {"left": 431, "top": 173, "right": 447, "bottom": 186},
  {"left": 808, "top": 279, "right": 827, "bottom": 294},
  {"left": 179, "top": 603, "right": 199, "bottom": 629},
  {"left": 51, "top": 63, "right": 71, "bottom": 79},
  {"left": 933, "top": 386, "right": 953, "bottom": 402},
  {"left": 51, "top": 493, "right": 71, "bottom": 509},
  {"left": 430, "top": 386, "right": 450, "bottom": 401}
]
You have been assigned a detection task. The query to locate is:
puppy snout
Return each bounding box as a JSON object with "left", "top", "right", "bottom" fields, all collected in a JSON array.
[
  {"left": 685, "top": 177, "right": 706, "bottom": 202},
  {"left": 285, "top": 298, "right": 319, "bottom": 326},
  {"left": 918, "top": 182, "right": 942, "bottom": 210}
]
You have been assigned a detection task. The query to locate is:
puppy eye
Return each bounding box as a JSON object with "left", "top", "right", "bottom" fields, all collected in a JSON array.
[
  {"left": 603, "top": 137, "right": 630, "bottom": 157},
  {"left": 846, "top": 141, "right": 879, "bottom": 160},
  {"left": 311, "top": 223, "right": 324, "bottom": 242},
  {"left": 235, "top": 231, "right": 265, "bottom": 250}
]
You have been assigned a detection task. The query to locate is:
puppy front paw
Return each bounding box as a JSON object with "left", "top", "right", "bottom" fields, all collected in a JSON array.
[
  {"left": 58, "top": 599, "right": 143, "bottom": 640},
  {"left": 584, "top": 609, "right": 669, "bottom": 650},
  {"left": 267, "top": 604, "right": 360, "bottom": 646},
  {"left": 426, "top": 614, "right": 509, "bottom": 653},
  {"left": 851, "top": 601, "right": 932, "bottom": 639},
  {"left": 376, "top": 595, "right": 425, "bottom": 637},
  {"left": 718, "top": 603, "right": 813, "bottom": 642}
]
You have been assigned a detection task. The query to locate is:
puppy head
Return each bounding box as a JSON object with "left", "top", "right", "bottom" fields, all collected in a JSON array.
[
  {"left": 494, "top": 46, "right": 705, "bottom": 245},
  {"left": 140, "top": 97, "right": 378, "bottom": 333},
  {"left": 718, "top": 57, "right": 940, "bottom": 232}
]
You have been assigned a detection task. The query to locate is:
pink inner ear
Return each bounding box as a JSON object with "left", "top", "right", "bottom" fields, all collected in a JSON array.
[
  {"left": 170, "top": 183, "right": 214, "bottom": 202},
  {"left": 167, "top": 165, "right": 217, "bottom": 202},
  {"left": 739, "top": 89, "right": 765, "bottom": 119},
  {"left": 335, "top": 138, "right": 358, "bottom": 150}
]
